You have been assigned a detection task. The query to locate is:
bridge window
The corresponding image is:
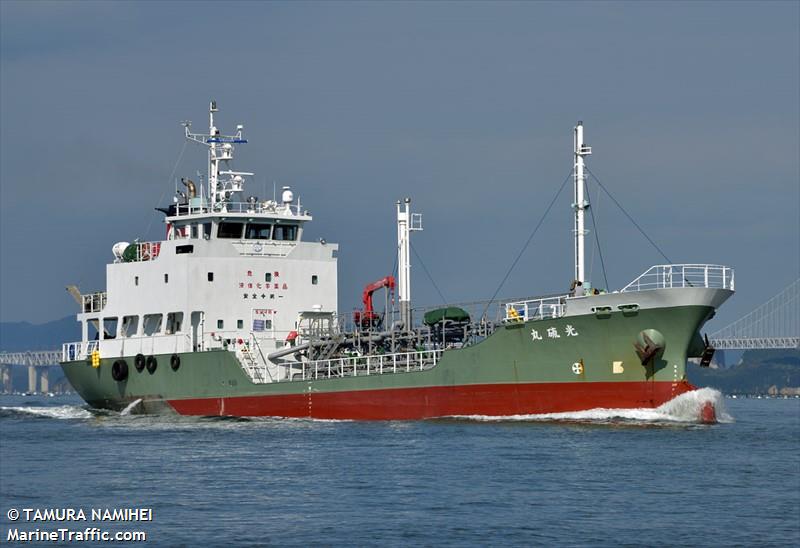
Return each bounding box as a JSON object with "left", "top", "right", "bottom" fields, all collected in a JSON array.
[
  {"left": 218, "top": 222, "right": 244, "bottom": 239},
  {"left": 164, "top": 273, "right": 169, "bottom": 283},
  {"left": 103, "top": 318, "right": 118, "bottom": 340},
  {"left": 166, "top": 312, "right": 184, "bottom": 334},
  {"left": 143, "top": 314, "right": 163, "bottom": 336},
  {"left": 217, "top": 319, "right": 224, "bottom": 329},
  {"left": 273, "top": 224, "right": 297, "bottom": 241},
  {"left": 203, "top": 223, "right": 212, "bottom": 239},
  {"left": 176, "top": 245, "right": 194, "bottom": 254},
  {"left": 245, "top": 223, "right": 272, "bottom": 240},
  {"left": 191, "top": 225, "right": 199, "bottom": 239},
  {"left": 312, "top": 275, "right": 318, "bottom": 285},
  {"left": 208, "top": 272, "right": 214, "bottom": 282},
  {"left": 265, "top": 272, "right": 272, "bottom": 282},
  {"left": 121, "top": 315, "right": 139, "bottom": 337},
  {"left": 237, "top": 319, "right": 244, "bottom": 329}
]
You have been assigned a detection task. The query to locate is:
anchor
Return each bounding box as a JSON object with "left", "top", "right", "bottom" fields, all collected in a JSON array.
[
  {"left": 699, "top": 334, "right": 716, "bottom": 368},
  {"left": 634, "top": 332, "right": 664, "bottom": 365}
]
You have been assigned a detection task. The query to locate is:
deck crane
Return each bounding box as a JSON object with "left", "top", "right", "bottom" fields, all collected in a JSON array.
[{"left": 353, "top": 276, "right": 396, "bottom": 330}]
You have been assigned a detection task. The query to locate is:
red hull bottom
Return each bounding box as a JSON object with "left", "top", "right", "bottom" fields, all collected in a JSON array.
[{"left": 167, "top": 380, "right": 700, "bottom": 420}]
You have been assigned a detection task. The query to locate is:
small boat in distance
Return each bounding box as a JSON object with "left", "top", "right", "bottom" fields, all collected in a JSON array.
[{"left": 61, "top": 102, "right": 734, "bottom": 422}]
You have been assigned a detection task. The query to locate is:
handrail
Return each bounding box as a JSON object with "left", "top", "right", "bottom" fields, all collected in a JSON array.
[
  {"left": 81, "top": 292, "right": 107, "bottom": 313},
  {"left": 274, "top": 348, "right": 444, "bottom": 383},
  {"left": 62, "top": 333, "right": 191, "bottom": 361},
  {"left": 170, "top": 201, "right": 309, "bottom": 218},
  {"left": 131, "top": 241, "right": 161, "bottom": 262},
  {"left": 249, "top": 334, "right": 274, "bottom": 382},
  {"left": 504, "top": 295, "right": 568, "bottom": 322},
  {"left": 620, "top": 264, "right": 734, "bottom": 293}
]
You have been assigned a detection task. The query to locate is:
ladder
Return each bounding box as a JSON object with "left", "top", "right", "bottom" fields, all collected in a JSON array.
[{"left": 239, "top": 344, "right": 265, "bottom": 382}]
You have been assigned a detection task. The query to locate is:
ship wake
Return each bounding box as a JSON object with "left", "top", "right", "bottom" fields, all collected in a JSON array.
[
  {"left": 0, "top": 404, "right": 95, "bottom": 420},
  {"left": 446, "top": 388, "right": 733, "bottom": 425}
]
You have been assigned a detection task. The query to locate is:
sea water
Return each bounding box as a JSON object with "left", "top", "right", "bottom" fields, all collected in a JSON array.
[{"left": 1, "top": 393, "right": 798, "bottom": 547}]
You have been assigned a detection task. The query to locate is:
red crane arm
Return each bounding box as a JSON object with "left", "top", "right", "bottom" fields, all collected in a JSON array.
[{"left": 362, "top": 276, "right": 396, "bottom": 317}]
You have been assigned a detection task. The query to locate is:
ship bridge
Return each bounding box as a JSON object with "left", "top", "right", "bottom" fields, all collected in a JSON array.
[{"left": 63, "top": 102, "right": 339, "bottom": 378}]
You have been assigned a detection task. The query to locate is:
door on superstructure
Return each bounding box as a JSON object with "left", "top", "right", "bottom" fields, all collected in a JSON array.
[{"left": 191, "top": 311, "right": 204, "bottom": 351}]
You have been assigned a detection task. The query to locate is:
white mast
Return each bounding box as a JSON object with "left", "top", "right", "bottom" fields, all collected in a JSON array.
[
  {"left": 183, "top": 100, "right": 251, "bottom": 212},
  {"left": 208, "top": 100, "right": 219, "bottom": 206},
  {"left": 573, "top": 121, "right": 592, "bottom": 285},
  {"left": 396, "top": 198, "right": 422, "bottom": 329}
]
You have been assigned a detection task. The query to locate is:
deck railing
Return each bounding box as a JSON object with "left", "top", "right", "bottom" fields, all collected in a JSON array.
[
  {"left": 620, "top": 264, "right": 735, "bottom": 293},
  {"left": 62, "top": 334, "right": 191, "bottom": 361},
  {"left": 171, "top": 200, "right": 307, "bottom": 217},
  {"left": 504, "top": 295, "right": 568, "bottom": 322},
  {"left": 81, "top": 292, "right": 107, "bottom": 313},
  {"left": 265, "top": 349, "right": 444, "bottom": 384},
  {"left": 133, "top": 241, "right": 161, "bottom": 261}
]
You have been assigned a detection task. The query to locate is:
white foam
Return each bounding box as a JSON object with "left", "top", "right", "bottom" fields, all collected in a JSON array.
[
  {"left": 0, "top": 405, "right": 94, "bottom": 420},
  {"left": 120, "top": 398, "right": 142, "bottom": 416},
  {"left": 448, "top": 388, "right": 732, "bottom": 425}
]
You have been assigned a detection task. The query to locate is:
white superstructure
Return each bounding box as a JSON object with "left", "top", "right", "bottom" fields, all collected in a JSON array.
[{"left": 68, "top": 102, "right": 338, "bottom": 381}]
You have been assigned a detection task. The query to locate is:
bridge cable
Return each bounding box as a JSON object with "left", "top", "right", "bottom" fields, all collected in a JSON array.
[{"left": 479, "top": 169, "right": 574, "bottom": 321}]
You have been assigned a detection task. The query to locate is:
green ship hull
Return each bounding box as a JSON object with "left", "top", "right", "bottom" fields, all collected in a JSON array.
[{"left": 61, "top": 304, "right": 715, "bottom": 419}]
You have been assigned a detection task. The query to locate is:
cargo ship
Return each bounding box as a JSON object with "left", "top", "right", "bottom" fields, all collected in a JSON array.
[{"left": 61, "top": 102, "right": 733, "bottom": 421}]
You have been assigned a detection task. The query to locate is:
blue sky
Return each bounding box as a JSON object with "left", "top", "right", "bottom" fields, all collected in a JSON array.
[{"left": 1, "top": 1, "right": 798, "bottom": 331}]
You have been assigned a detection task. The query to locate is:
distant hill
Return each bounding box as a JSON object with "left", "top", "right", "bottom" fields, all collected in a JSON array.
[
  {"left": 0, "top": 316, "right": 78, "bottom": 352},
  {"left": 688, "top": 349, "right": 800, "bottom": 395}
]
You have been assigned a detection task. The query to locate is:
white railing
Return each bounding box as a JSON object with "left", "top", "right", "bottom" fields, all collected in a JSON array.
[
  {"left": 136, "top": 241, "right": 161, "bottom": 261},
  {"left": 247, "top": 349, "right": 444, "bottom": 384},
  {"left": 81, "top": 292, "right": 107, "bottom": 313},
  {"left": 621, "top": 264, "right": 735, "bottom": 293},
  {"left": 63, "top": 340, "right": 98, "bottom": 361},
  {"left": 120, "top": 241, "right": 162, "bottom": 262},
  {"left": 233, "top": 334, "right": 277, "bottom": 383},
  {"left": 172, "top": 201, "right": 308, "bottom": 218},
  {"left": 504, "top": 295, "right": 568, "bottom": 322},
  {"left": 62, "top": 334, "right": 191, "bottom": 361},
  {"left": 63, "top": 341, "right": 80, "bottom": 361}
]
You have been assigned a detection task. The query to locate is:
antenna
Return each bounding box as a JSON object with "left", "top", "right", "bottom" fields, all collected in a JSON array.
[{"left": 183, "top": 101, "right": 252, "bottom": 211}]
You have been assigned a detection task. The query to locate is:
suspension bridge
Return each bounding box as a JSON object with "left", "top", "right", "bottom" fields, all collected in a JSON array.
[{"left": 709, "top": 279, "right": 799, "bottom": 350}]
